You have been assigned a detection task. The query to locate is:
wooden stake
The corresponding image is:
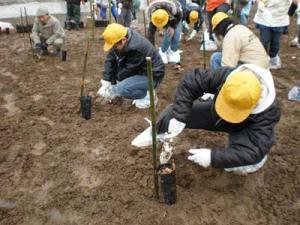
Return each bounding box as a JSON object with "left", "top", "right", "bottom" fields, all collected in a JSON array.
[
  {"left": 24, "top": 7, "right": 37, "bottom": 61},
  {"left": 143, "top": 10, "right": 147, "bottom": 37},
  {"left": 202, "top": 32, "right": 206, "bottom": 69},
  {"left": 146, "top": 57, "right": 159, "bottom": 200},
  {"left": 81, "top": 18, "right": 91, "bottom": 97},
  {"left": 89, "top": 0, "right": 95, "bottom": 40},
  {"left": 108, "top": 0, "right": 112, "bottom": 24}
]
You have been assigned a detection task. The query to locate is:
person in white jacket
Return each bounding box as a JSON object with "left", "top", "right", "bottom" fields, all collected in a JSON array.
[{"left": 253, "top": 0, "right": 292, "bottom": 69}]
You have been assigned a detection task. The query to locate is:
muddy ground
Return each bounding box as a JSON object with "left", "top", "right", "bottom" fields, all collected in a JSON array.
[{"left": 0, "top": 14, "right": 300, "bottom": 225}]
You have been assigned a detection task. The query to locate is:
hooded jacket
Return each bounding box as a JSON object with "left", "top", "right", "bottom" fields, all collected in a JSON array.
[
  {"left": 103, "top": 28, "right": 165, "bottom": 83},
  {"left": 172, "top": 64, "right": 281, "bottom": 168},
  {"left": 147, "top": 0, "right": 183, "bottom": 45}
]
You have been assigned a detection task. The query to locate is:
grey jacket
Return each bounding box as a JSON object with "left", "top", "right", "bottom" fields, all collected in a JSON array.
[{"left": 31, "top": 15, "right": 65, "bottom": 45}]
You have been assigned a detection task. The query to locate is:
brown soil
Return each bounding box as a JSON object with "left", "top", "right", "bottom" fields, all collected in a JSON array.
[{"left": 0, "top": 18, "right": 299, "bottom": 225}]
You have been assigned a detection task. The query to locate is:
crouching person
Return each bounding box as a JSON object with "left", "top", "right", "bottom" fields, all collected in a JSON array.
[
  {"left": 31, "top": 7, "right": 65, "bottom": 56},
  {"left": 132, "top": 64, "right": 281, "bottom": 174},
  {"left": 97, "top": 23, "right": 165, "bottom": 109},
  {"left": 210, "top": 12, "right": 269, "bottom": 71}
]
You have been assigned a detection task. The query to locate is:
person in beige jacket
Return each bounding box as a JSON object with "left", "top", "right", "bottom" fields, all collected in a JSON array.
[
  {"left": 210, "top": 12, "right": 270, "bottom": 71},
  {"left": 30, "top": 7, "right": 65, "bottom": 55}
]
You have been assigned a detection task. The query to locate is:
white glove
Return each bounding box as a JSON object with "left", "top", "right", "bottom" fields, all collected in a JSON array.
[
  {"left": 165, "top": 118, "right": 186, "bottom": 139},
  {"left": 118, "top": 3, "right": 123, "bottom": 8},
  {"left": 187, "top": 30, "right": 197, "bottom": 41},
  {"left": 97, "top": 80, "right": 115, "bottom": 100},
  {"left": 188, "top": 148, "right": 211, "bottom": 168}
]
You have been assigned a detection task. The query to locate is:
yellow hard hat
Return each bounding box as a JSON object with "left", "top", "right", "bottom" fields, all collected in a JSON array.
[
  {"left": 215, "top": 71, "right": 262, "bottom": 123},
  {"left": 102, "top": 23, "right": 128, "bottom": 51},
  {"left": 211, "top": 12, "right": 229, "bottom": 31},
  {"left": 189, "top": 10, "right": 199, "bottom": 24},
  {"left": 151, "top": 9, "right": 169, "bottom": 28}
]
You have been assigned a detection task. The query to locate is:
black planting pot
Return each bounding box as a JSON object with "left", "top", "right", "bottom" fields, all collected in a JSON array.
[
  {"left": 62, "top": 50, "right": 67, "bottom": 61},
  {"left": 80, "top": 96, "right": 92, "bottom": 120},
  {"left": 157, "top": 163, "right": 176, "bottom": 205},
  {"left": 16, "top": 24, "right": 33, "bottom": 33},
  {"left": 5, "top": 28, "right": 10, "bottom": 34}
]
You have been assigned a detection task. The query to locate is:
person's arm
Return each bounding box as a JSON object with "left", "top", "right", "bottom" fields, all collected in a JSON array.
[
  {"left": 103, "top": 50, "right": 117, "bottom": 82},
  {"left": 194, "top": 9, "right": 204, "bottom": 32},
  {"left": 46, "top": 20, "right": 64, "bottom": 45},
  {"left": 147, "top": 22, "right": 157, "bottom": 45},
  {"left": 31, "top": 19, "right": 41, "bottom": 44},
  {"left": 211, "top": 103, "right": 281, "bottom": 168},
  {"left": 168, "top": 9, "right": 183, "bottom": 28},
  {"left": 172, "top": 67, "right": 234, "bottom": 123},
  {"left": 288, "top": 0, "right": 299, "bottom": 16},
  {"left": 117, "top": 51, "right": 146, "bottom": 80}
]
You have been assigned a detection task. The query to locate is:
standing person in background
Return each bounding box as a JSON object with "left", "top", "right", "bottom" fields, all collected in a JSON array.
[
  {"left": 235, "top": 0, "right": 255, "bottom": 26},
  {"left": 65, "top": 0, "right": 85, "bottom": 30},
  {"left": 288, "top": 0, "right": 300, "bottom": 47},
  {"left": 118, "top": 0, "right": 133, "bottom": 27},
  {"left": 146, "top": 0, "right": 183, "bottom": 65},
  {"left": 95, "top": 0, "right": 118, "bottom": 21},
  {"left": 254, "top": 0, "right": 292, "bottom": 70}
]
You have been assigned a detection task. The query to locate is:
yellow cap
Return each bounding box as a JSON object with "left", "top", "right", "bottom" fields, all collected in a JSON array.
[
  {"left": 189, "top": 10, "right": 199, "bottom": 24},
  {"left": 215, "top": 71, "right": 262, "bottom": 123},
  {"left": 211, "top": 12, "right": 229, "bottom": 31},
  {"left": 102, "top": 23, "right": 128, "bottom": 51},
  {"left": 151, "top": 9, "right": 169, "bottom": 28}
]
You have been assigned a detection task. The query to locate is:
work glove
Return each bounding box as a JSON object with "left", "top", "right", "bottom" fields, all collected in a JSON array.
[
  {"left": 186, "top": 30, "right": 197, "bottom": 41},
  {"left": 188, "top": 148, "right": 211, "bottom": 168},
  {"left": 97, "top": 79, "right": 115, "bottom": 101},
  {"left": 165, "top": 118, "right": 186, "bottom": 139},
  {"left": 35, "top": 43, "right": 46, "bottom": 55}
]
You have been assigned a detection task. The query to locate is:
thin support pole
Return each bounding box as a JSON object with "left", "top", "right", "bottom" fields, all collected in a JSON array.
[
  {"left": 24, "top": 7, "right": 36, "bottom": 61},
  {"left": 146, "top": 57, "right": 159, "bottom": 200},
  {"left": 202, "top": 32, "right": 206, "bottom": 69}
]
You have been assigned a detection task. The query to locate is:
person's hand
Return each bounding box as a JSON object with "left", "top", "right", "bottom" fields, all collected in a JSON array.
[
  {"left": 167, "top": 27, "right": 175, "bottom": 37},
  {"left": 186, "top": 30, "right": 197, "bottom": 41},
  {"left": 188, "top": 148, "right": 211, "bottom": 168},
  {"left": 97, "top": 80, "right": 115, "bottom": 100},
  {"left": 165, "top": 118, "right": 186, "bottom": 139}
]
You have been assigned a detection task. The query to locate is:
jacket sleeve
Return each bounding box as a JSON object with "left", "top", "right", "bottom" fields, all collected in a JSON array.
[
  {"left": 103, "top": 50, "right": 117, "bottom": 82},
  {"left": 46, "top": 20, "right": 64, "bottom": 45},
  {"left": 288, "top": 2, "right": 298, "bottom": 16},
  {"left": 117, "top": 50, "right": 146, "bottom": 80},
  {"left": 211, "top": 103, "right": 281, "bottom": 168},
  {"left": 193, "top": 9, "right": 204, "bottom": 32},
  {"left": 172, "top": 67, "right": 233, "bottom": 123},
  {"left": 31, "top": 20, "right": 41, "bottom": 44},
  {"left": 147, "top": 22, "right": 157, "bottom": 45},
  {"left": 169, "top": 8, "right": 183, "bottom": 28}
]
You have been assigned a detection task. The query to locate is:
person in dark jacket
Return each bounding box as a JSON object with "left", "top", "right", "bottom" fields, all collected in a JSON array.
[
  {"left": 288, "top": 0, "right": 300, "bottom": 47},
  {"left": 182, "top": 1, "right": 204, "bottom": 41},
  {"left": 97, "top": 23, "right": 165, "bottom": 109},
  {"left": 132, "top": 64, "right": 281, "bottom": 174},
  {"left": 146, "top": 0, "right": 183, "bottom": 64}
]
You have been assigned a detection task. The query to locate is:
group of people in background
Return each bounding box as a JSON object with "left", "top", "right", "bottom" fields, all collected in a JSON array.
[{"left": 29, "top": 0, "right": 300, "bottom": 174}]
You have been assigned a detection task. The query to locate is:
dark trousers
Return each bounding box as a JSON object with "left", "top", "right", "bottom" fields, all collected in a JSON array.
[
  {"left": 156, "top": 100, "right": 243, "bottom": 134},
  {"left": 207, "top": 3, "right": 230, "bottom": 40},
  {"left": 118, "top": 8, "right": 132, "bottom": 27},
  {"left": 257, "top": 24, "right": 285, "bottom": 58},
  {"left": 66, "top": 3, "right": 81, "bottom": 23}
]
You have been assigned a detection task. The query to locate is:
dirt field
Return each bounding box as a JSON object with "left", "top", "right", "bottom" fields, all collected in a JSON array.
[{"left": 0, "top": 15, "right": 300, "bottom": 225}]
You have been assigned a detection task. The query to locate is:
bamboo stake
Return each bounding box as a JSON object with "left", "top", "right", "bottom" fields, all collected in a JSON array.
[
  {"left": 143, "top": 10, "right": 147, "bottom": 37},
  {"left": 89, "top": 0, "right": 95, "bottom": 40},
  {"left": 202, "top": 32, "right": 206, "bottom": 69},
  {"left": 108, "top": 0, "right": 112, "bottom": 24},
  {"left": 19, "top": 8, "right": 26, "bottom": 48},
  {"left": 24, "top": 7, "right": 37, "bottom": 61},
  {"left": 146, "top": 57, "right": 159, "bottom": 200}
]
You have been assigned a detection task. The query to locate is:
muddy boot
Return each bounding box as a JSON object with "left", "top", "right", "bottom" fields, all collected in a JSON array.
[
  {"left": 65, "top": 21, "right": 71, "bottom": 31},
  {"left": 74, "top": 22, "right": 80, "bottom": 31}
]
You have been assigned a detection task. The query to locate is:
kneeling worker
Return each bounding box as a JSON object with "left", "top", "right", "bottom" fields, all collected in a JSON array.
[
  {"left": 97, "top": 23, "right": 165, "bottom": 109},
  {"left": 132, "top": 64, "right": 281, "bottom": 174},
  {"left": 31, "top": 7, "right": 65, "bottom": 56}
]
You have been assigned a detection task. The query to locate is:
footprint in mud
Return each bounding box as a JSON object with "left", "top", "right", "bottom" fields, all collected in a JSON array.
[
  {"left": 2, "top": 93, "right": 21, "bottom": 117},
  {"left": 73, "top": 166, "right": 103, "bottom": 189},
  {"left": 38, "top": 116, "right": 55, "bottom": 126},
  {"left": 31, "top": 141, "right": 47, "bottom": 156},
  {"left": 31, "top": 94, "right": 43, "bottom": 102},
  {"left": 0, "top": 68, "right": 18, "bottom": 80}
]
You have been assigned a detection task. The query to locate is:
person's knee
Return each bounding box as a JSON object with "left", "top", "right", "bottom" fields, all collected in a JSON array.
[
  {"left": 210, "top": 52, "right": 222, "bottom": 69},
  {"left": 54, "top": 38, "right": 64, "bottom": 48}
]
